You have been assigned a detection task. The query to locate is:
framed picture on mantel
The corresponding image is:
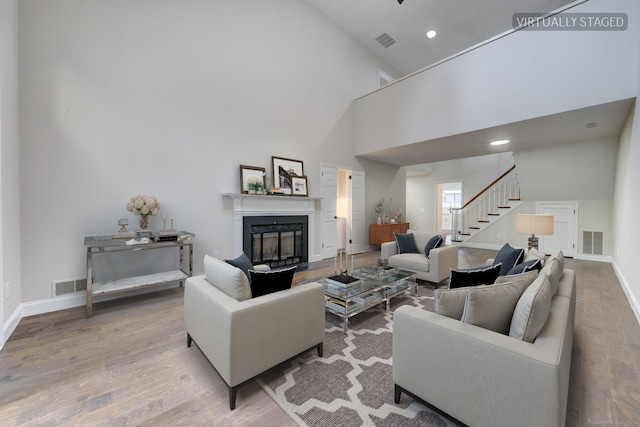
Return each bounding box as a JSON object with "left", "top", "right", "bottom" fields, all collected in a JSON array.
[
  {"left": 291, "top": 175, "right": 308, "bottom": 197},
  {"left": 272, "top": 156, "right": 304, "bottom": 195},
  {"left": 240, "top": 165, "right": 266, "bottom": 194}
]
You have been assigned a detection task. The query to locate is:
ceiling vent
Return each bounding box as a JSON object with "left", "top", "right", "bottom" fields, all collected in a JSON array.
[
  {"left": 586, "top": 122, "right": 599, "bottom": 129},
  {"left": 375, "top": 33, "right": 397, "bottom": 48}
]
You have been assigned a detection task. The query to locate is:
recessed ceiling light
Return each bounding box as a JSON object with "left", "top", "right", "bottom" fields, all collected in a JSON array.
[
  {"left": 426, "top": 30, "right": 437, "bottom": 39},
  {"left": 490, "top": 139, "right": 510, "bottom": 146}
]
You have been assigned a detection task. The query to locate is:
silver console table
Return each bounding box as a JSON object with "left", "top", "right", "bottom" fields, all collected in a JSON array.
[{"left": 84, "top": 232, "right": 195, "bottom": 317}]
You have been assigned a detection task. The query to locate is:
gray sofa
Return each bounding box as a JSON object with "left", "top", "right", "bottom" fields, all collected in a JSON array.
[
  {"left": 184, "top": 255, "right": 325, "bottom": 409},
  {"left": 393, "top": 251, "right": 576, "bottom": 427},
  {"left": 381, "top": 229, "right": 458, "bottom": 283}
]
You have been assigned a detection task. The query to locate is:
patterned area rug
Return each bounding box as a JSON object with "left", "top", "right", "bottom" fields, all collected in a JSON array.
[{"left": 257, "top": 284, "right": 459, "bottom": 427}]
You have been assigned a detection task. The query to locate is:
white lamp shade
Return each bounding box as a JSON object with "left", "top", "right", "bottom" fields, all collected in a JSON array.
[{"left": 514, "top": 214, "right": 554, "bottom": 235}]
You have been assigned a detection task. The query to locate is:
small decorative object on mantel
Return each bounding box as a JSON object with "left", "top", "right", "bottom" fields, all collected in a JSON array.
[
  {"left": 126, "top": 195, "right": 160, "bottom": 230},
  {"left": 112, "top": 218, "right": 136, "bottom": 239},
  {"left": 240, "top": 165, "right": 267, "bottom": 195}
]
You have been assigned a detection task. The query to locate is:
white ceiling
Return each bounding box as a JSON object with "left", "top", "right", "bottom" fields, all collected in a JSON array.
[
  {"left": 304, "top": 0, "right": 577, "bottom": 76},
  {"left": 303, "top": 0, "right": 634, "bottom": 166}
]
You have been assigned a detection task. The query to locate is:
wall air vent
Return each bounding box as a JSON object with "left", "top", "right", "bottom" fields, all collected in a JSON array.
[
  {"left": 582, "top": 230, "right": 604, "bottom": 255},
  {"left": 375, "top": 33, "right": 397, "bottom": 48},
  {"left": 52, "top": 277, "right": 87, "bottom": 297}
]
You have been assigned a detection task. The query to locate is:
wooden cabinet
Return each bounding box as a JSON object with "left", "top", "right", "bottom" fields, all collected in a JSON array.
[{"left": 369, "top": 223, "right": 410, "bottom": 245}]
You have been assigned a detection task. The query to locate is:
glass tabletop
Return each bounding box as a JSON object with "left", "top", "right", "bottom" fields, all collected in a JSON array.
[{"left": 313, "top": 265, "right": 416, "bottom": 300}]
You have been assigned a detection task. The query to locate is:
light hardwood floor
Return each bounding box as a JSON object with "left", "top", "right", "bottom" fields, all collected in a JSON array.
[{"left": 1, "top": 248, "right": 639, "bottom": 426}]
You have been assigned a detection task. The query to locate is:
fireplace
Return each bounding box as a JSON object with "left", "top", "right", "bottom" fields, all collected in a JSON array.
[
  {"left": 223, "top": 193, "right": 321, "bottom": 264},
  {"left": 243, "top": 216, "right": 308, "bottom": 267}
]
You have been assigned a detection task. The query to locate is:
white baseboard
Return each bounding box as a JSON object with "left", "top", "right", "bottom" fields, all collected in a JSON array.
[
  {"left": 574, "top": 253, "right": 613, "bottom": 263},
  {"left": 611, "top": 260, "right": 640, "bottom": 326},
  {"left": 2, "top": 305, "right": 22, "bottom": 350},
  {"left": 20, "top": 292, "right": 87, "bottom": 317}
]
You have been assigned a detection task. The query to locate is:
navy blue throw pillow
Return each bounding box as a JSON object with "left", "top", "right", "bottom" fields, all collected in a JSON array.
[
  {"left": 225, "top": 252, "right": 254, "bottom": 281},
  {"left": 424, "top": 235, "right": 443, "bottom": 258},
  {"left": 448, "top": 263, "right": 502, "bottom": 289},
  {"left": 492, "top": 243, "right": 525, "bottom": 276},
  {"left": 394, "top": 233, "right": 419, "bottom": 254},
  {"left": 249, "top": 265, "right": 296, "bottom": 298},
  {"left": 506, "top": 258, "right": 542, "bottom": 275}
]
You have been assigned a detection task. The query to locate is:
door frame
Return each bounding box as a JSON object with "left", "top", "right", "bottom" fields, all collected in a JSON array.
[{"left": 320, "top": 163, "right": 366, "bottom": 259}]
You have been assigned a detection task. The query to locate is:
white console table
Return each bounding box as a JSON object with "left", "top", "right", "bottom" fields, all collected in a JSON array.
[{"left": 84, "top": 232, "right": 195, "bottom": 317}]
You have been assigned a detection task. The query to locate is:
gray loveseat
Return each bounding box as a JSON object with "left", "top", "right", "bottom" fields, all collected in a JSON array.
[
  {"left": 381, "top": 229, "right": 458, "bottom": 283},
  {"left": 184, "top": 255, "right": 325, "bottom": 409},
  {"left": 393, "top": 250, "right": 576, "bottom": 427}
]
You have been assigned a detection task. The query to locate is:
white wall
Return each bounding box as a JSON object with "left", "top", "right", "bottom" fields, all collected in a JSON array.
[
  {"left": 18, "top": 0, "right": 396, "bottom": 303},
  {"left": 514, "top": 138, "right": 618, "bottom": 201},
  {"left": 614, "top": 101, "right": 640, "bottom": 319},
  {"left": 1, "top": 0, "right": 21, "bottom": 333},
  {"left": 354, "top": 0, "right": 638, "bottom": 157}
]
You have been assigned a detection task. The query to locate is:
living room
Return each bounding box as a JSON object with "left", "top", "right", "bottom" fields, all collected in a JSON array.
[{"left": 1, "top": 0, "right": 639, "bottom": 425}]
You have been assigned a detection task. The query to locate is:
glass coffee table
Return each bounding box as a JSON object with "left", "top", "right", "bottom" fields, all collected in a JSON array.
[{"left": 305, "top": 265, "right": 417, "bottom": 333}]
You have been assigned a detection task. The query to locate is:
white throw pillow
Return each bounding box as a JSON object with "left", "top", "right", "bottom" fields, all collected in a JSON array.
[
  {"left": 460, "top": 280, "right": 529, "bottom": 335},
  {"left": 524, "top": 247, "right": 546, "bottom": 267},
  {"left": 509, "top": 273, "right": 553, "bottom": 342},
  {"left": 204, "top": 254, "right": 252, "bottom": 301}
]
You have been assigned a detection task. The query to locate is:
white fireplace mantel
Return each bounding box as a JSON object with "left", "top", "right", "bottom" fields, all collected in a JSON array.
[{"left": 222, "top": 193, "right": 323, "bottom": 262}]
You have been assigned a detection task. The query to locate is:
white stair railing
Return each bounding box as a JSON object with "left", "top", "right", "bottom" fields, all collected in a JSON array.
[{"left": 451, "top": 166, "right": 520, "bottom": 242}]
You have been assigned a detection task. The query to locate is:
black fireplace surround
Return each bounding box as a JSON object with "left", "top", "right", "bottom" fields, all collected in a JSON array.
[{"left": 243, "top": 216, "right": 308, "bottom": 268}]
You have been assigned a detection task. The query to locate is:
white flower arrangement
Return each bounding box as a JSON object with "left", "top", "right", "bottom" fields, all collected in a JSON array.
[{"left": 126, "top": 195, "right": 160, "bottom": 216}]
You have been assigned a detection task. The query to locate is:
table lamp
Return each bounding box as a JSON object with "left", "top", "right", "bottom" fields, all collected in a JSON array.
[{"left": 514, "top": 214, "right": 554, "bottom": 250}]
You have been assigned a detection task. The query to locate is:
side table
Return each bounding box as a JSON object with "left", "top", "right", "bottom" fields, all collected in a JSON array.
[
  {"left": 84, "top": 231, "right": 195, "bottom": 317},
  {"left": 369, "top": 222, "right": 410, "bottom": 245}
]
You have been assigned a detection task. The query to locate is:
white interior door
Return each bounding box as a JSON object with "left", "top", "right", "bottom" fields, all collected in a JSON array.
[
  {"left": 537, "top": 202, "right": 577, "bottom": 257},
  {"left": 321, "top": 165, "right": 337, "bottom": 259},
  {"left": 349, "top": 170, "right": 367, "bottom": 254}
]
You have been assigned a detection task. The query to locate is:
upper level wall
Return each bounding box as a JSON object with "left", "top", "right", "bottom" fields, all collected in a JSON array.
[{"left": 354, "top": 0, "right": 638, "bottom": 156}]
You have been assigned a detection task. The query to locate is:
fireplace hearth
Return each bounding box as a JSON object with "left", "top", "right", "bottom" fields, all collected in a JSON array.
[{"left": 243, "top": 216, "right": 308, "bottom": 267}]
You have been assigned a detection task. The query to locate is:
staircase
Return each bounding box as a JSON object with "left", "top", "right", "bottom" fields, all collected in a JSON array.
[{"left": 451, "top": 166, "right": 521, "bottom": 244}]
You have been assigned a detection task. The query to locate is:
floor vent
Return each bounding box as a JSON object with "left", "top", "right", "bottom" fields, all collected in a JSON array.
[
  {"left": 583, "top": 231, "right": 604, "bottom": 255},
  {"left": 375, "top": 32, "right": 396, "bottom": 48},
  {"left": 52, "top": 277, "right": 87, "bottom": 297}
]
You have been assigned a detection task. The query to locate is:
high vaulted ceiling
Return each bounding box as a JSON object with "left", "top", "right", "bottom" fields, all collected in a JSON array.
[
  {"left": 303, "top": 0, "right": 634, "bottom": 166},
  {"left": 304, "top": 0, "right": 577, "bottom": 77}
]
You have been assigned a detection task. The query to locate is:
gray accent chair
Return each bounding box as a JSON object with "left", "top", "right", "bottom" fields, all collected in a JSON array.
[
  {"left": 381, "top": 229, "right": 458, "bottom": 283},
  {"left": 184, "top": 258, "right": 325, "bottom": 409}
]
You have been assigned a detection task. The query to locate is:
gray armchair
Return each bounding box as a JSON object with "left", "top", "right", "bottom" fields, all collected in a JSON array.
[{"left": 184, "top": 257, "right": 325, "bottom": 409}]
